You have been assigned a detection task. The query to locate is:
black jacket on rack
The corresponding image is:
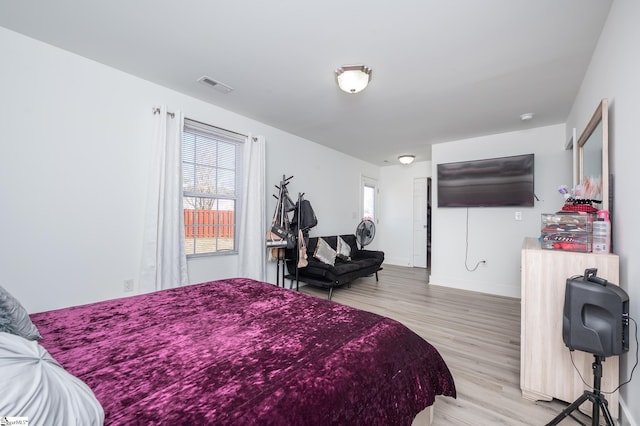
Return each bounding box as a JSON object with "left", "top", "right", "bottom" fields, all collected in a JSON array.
[{"left": 291, "top": 199, "right": 317, "bottom": 233}]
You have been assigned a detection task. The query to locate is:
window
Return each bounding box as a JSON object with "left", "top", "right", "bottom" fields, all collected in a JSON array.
[
  {"left": 362, "top": 176, "right": 378, "bottom": 222},
  {"left": 182, "top": 119, "right": 244, "bottom": 256}
]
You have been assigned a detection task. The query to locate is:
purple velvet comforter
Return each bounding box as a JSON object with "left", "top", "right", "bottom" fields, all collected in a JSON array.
[{"left": 30, "top": 278, "right": 455, "bottom": 425}]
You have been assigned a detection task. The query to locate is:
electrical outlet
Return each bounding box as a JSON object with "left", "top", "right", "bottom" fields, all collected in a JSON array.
[
  {"left": 515, "top": 211, "right": 522, "bottom": 221},
  {"left": 124, "top": 279, "right": 134, "bottom": 292}
]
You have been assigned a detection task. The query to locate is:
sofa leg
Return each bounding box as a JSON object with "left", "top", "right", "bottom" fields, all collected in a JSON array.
[
  {"left": 328, "top": 288, "right": 333, "bottom": 300},
  {"left": 375, "top": 271, "right": 379, "bottom": 281}
]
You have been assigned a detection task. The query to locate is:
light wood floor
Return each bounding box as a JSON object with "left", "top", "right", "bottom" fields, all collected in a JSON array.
[{"left": 296, "top": 264, "right": 592, "bottom": 426}]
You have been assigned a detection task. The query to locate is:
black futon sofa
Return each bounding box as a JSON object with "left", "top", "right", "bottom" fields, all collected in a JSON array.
[{"left": 286, "top": 234, "right": 384, "bottom": 299}]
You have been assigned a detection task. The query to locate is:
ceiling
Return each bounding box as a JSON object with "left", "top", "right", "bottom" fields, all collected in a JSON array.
[{"left": 0, "top": 1, "right": 612, "bottom": 165}]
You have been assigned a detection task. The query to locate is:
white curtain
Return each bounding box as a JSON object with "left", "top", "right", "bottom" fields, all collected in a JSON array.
[
  {"left": 237, "top": 135, "right": 266, "bottom": 281},
  {"left": 139, "top": 105, "right": 188, "bottom": 293}
]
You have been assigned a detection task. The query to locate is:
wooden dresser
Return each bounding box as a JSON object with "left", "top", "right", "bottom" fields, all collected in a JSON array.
[{"left": 520, "top": 237, "right": 620, "bottom": 419}]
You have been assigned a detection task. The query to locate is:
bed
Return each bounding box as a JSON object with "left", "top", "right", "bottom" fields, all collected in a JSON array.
[{"left": 24, "top": 278, "right": 455, "bottom": 425}]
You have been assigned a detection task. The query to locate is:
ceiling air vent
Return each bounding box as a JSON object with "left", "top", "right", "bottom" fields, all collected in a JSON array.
[{"left": 197, "top": 76, "right": 233, "bottom": 94}]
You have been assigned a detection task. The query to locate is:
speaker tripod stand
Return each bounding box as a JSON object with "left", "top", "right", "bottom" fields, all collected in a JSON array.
[{"left": 546, "top": 355, "right": 614, "bottom": 426}]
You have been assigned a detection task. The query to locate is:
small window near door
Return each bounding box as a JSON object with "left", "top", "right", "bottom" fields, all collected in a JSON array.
[{"left": 362, "top": 176, "right": 378, "bottom": 222}]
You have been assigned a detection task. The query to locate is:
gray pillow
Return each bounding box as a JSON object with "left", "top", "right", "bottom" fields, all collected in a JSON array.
[
  {"left": 0, "top": 285, "right": 42, "bottom": 340},
  {"left": 0, "top": 332, "right": 104, "bottom": 425},
  {"left": 314, "top": 237, "right": 337, "bottom": 266}
]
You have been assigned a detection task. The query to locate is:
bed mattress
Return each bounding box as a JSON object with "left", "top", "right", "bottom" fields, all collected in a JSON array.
[{"left": 31, "top": 278, "right": 455, "bottom": 425}]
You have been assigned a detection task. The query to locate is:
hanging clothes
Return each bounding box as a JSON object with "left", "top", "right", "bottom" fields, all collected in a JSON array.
[
  {"left": 297, "top": 228, "right": 308, "bottom": 268},
  {"left": 292, "top": 199, "right": 317, "bottom": 232}
]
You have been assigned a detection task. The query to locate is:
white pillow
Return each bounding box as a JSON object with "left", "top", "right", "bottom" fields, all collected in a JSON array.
[
  {"left": 0, "top": 332, "right": 104, "bottom": 425},
  {"left": 314, "top": 238, "right": 337, "bottom": 266},
  {"left": 0, "top": 285, "right": 42, "bottom": 340},
  {"left": 337, "top": 236, "right": 352, "bottom": 261}
]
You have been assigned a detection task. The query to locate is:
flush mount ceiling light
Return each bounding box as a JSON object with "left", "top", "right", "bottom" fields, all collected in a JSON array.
[
  {"left": 398, "top": 155, "right": 415, "bottom": 165},
  {"left": 335, "top": 65, "right": 372, "bottom": 94},
  {"left": 520, "top": 112, "right": 534, "bottom": 121}
]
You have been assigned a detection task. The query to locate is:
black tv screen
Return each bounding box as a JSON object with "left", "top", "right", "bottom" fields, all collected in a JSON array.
[{"left": 437, "top": 154, "right": 535, "bottom": 207}]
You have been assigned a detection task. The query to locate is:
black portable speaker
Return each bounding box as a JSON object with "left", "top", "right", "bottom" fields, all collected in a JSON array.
[{"left": 562, "top": 268, "right": 629, "bottom": 357}]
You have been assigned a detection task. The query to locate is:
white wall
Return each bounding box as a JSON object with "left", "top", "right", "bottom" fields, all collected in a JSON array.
[
  {"left": 430, "top": 124, "right": 571, "bottom": 298},
  {"left": 0, "top": 27, "right": 378, "bottom": 313},
  {"left": 378, "top": 161, "right": 431, "bottom": 267},
  {"left": 565, "top": 1, "right": 640, "bottom": 424}
]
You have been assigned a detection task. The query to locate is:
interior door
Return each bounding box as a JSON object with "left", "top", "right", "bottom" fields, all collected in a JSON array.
[{"left": 413, "top": 178, "right": 428, "bottom": 268}]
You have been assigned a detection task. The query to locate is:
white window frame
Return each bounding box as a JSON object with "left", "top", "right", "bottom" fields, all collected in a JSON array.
[
  {"left": 182, "top": 118, "right": 244, "bottom": 257},
  {"left": 361, "top": 175, "right": 378, "bottom": 224}
]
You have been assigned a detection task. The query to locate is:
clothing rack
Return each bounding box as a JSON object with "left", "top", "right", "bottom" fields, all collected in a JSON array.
[
  {"left": 286, "top": 191, "right": 317, "bottom": 292},
  {"left": 267, "top": 176, "right": 316, "bottom": 290},
  {"left": 291, "top": 192, "right": 305, "bottom": 292},
  {"left": 268, "top": 175, "right": 295, "bottom": 287}
]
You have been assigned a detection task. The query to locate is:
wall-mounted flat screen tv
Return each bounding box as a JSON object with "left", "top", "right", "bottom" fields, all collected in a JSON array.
[{"left": 437, "top": 153, "right": 535, "bottom": 207}]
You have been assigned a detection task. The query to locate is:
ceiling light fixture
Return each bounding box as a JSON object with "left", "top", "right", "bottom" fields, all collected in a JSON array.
[
  {"left": 335, "top": 65, "right": 372, "bottom": 94},
  {"left": 520, "top": 112, "right": 534, "bottom": 121},
  {"left": 398, "top": 155, "right": 415, "bottom": 165}
]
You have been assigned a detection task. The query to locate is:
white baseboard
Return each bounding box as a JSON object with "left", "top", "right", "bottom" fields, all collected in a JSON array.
[
  {"left": 428, "top": 275, "right": 520, "bottom": 299},
  {"left": 619, "top": 396, "right": 638, "bottom": 426},
  {"left": 383, "top": 257, "right": 413, "bottom": 267}
]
